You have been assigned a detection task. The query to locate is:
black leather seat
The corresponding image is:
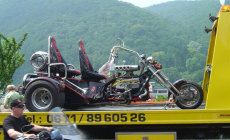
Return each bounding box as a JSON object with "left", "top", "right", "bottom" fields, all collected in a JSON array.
[
  {"left": 79, "top": 40, "right": 107, "bottom": 82},
  {"left": 50, "top": 37, "right": 81, "bottom": 77}
]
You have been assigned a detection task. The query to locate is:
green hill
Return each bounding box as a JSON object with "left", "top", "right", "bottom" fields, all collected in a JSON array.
[
  {"left": 146, "top": 0, "right": 220, "bottom": 48},
  {"left": 146, "top": 0, "right": 220, "bottom": 83},
  {"left": 0, "top": 0, "right": 221, "bottom": 85}
]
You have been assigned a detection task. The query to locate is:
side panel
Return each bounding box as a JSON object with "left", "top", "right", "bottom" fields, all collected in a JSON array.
[
  {"left": 0, "top": 110, "right": 229, "bottom": 126},
  {"left": 204, "top": 11, "right": 230, "bottom": 109},
  {"left": 64, "top": 79, "right": 89, "bottom": 107},
  {"left": 0, "top": 110, "right": 230, "bottom": 139},
  {"left": 202, "top": 22, "right": 217, "bottom": 101}
]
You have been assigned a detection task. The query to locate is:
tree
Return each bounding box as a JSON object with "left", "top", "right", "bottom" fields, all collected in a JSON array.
[{"left": 0, "top": 33, "right": 28, "bottom": 93}]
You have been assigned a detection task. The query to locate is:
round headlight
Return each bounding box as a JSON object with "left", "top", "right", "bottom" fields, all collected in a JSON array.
[
  {"left": 147, "top": 56, "right": 153, "bottom": 61},
  {"left": 30, "top": 51, "right": 48, "bottom": 70}
]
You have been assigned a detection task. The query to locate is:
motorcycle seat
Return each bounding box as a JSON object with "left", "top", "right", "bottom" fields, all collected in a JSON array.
[
  {"left": 79, "top": 40, "right": 107, "bottom": 82},
  {"left": 50, "top": 37, "right": 81, "bottom": 77}
]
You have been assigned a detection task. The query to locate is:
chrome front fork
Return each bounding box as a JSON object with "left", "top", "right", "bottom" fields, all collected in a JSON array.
[{"left": 148, "top": 67, "right": 180, "bottom": 96}]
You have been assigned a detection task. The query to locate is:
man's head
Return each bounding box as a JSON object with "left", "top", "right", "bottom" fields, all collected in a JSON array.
[
  {"left": 6, "top": 85, "right": 16, "bottom": 93},
  {"left": 10, "top": 99, "right": 25, "bottom": 117},
  {"left": 10, "top": 99, "right": 24, "bottom": 109}
]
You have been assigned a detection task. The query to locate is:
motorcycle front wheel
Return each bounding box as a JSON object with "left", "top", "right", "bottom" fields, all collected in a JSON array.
[{"left": 173, "top": 81, "right": 203, "bottom": 109}]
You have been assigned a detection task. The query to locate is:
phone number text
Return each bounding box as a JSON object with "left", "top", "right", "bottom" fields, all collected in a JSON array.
[{"left": 86, "top": 113, "right": 146, "bottom": 122}]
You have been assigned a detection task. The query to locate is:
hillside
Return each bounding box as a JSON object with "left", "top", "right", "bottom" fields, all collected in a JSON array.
[
  {"left": 0, "top": 0, "right": 221, "bottom": 85},
  {"left": 146, "top": 0, "right": 220, "bottom": 47},
  {"left": 146, "top": 0, "right": 220, "bottom": 83},
  {"left": 0, "top": 0, "right": 186, "bottom": 83}
]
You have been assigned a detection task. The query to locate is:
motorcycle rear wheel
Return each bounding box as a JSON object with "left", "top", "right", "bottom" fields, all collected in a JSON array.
[
  {"left": 25, "top": 80, "right": 65, "bottom": 112},
  {"left": 173, "top": 81, "right": 203, "bottom": 109}
]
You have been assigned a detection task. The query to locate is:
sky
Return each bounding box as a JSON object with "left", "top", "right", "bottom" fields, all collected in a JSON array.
[
  {"left": 119, "top": 0, "right": 225, "bottom": 7},
  {"left": 219, "top": 0, "right": 225, "bottom": 5},
  {"left": 118, "top": 0, "right": 176, "bottom": 8}
]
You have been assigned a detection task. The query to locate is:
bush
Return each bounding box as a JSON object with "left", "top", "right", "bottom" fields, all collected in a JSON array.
[{"left": 156, "top": 95, "right": 167, "bottom": 102}]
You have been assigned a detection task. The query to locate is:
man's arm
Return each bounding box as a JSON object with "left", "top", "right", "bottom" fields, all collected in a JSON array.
[
  {"left": 32, "top": 124, "right": 53, "bottom": 132},
  {"left": 3, "top": 94, "right": 9, "bottom": 109},
  {"left": 3, "top": 104, "right": 8, "bottom": 109},
  {"left": 7, "top": 129, "right": 36, "bottom": 139}
]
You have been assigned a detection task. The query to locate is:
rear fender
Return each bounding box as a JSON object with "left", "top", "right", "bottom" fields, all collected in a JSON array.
[{"left": 23, "top": 77, "right": 64, "bottom": 94}]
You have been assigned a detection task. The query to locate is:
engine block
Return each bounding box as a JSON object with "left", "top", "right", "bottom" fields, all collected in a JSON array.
[{"left": 113, "top": 78, "right": 140, "bottom": 89}]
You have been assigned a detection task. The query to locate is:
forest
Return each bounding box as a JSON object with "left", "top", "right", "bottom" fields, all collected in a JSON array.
[{"left": 0, "top": 0, "right": 220, "bottom": 85}]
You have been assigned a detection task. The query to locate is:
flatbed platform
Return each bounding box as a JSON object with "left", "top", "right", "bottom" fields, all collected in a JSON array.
[
  {"left": 1, "top": 107, "right": 230, "bottom": 139},
  {"left": 0, "top": 103, "right": 227, "bottom": 127},
  {"left": 63, "top": 102, "right": 206, "bottom": 111}
]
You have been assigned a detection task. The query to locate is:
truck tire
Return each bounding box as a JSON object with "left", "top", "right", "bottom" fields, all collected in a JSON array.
[
  {"left": 174, "top": 81, "right": 203, "bottom": 109},
  {"left": 24, "top": 80, "right": 64, "bottom": 112}
]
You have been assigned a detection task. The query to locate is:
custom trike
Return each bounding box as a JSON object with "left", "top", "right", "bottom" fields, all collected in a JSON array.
[{"left": 21, "top": 36, "right": 203, "bottom": 112}]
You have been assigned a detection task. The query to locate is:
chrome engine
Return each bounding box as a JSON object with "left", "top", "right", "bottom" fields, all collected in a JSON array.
[{"left": 113, "top": 78, "right": 140, "bottom": 90}]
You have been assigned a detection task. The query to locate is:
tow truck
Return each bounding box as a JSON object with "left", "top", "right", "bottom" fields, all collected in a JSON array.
[{"left": 1, "top": 4, "right": 230, "bottom": 140}]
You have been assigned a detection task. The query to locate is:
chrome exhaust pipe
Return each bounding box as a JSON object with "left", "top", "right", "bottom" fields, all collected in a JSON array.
[{"left": 139, "top": 90, "right": 148, "bottom": 99}]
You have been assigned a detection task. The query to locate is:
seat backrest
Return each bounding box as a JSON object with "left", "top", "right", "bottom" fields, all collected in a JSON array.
[
  {"left": 48, "top": 36, "right": 81, "bottom": 78},
  {"left": 78, "top": 40, "right": 107, "bottom": 81},
  {"left": 79, "top": 40, "right": 94, "bottom": 72},
  {"left": 50, "top": 37, "right": 67, "bottom": 65}
]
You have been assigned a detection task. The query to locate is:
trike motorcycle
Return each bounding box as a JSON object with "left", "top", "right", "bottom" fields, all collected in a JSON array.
[{"left": 21, "top": 36, "right": 203, "bottom": 112}]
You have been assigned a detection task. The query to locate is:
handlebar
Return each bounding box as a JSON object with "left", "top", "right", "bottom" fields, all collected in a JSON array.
[{"left": 110, "top": 45, "right": 163, "bottom": 70}]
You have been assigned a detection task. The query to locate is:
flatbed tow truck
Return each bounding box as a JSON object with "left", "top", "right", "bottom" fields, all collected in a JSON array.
[{"left": 1, "top": 5, "right": 230, "bottom": 140}]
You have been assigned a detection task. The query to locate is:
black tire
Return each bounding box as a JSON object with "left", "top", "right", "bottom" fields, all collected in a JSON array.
[
  {"left": 24, "top": 80, "right": 65, "bottom": 112},
  {"left": 174, "top": 81, "right": 203, "bottom": 109}
]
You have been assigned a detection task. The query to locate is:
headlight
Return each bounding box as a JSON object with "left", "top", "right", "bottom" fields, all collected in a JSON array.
[
  {"left": 147, "top": 56, "right": 153, "bottom": 61},
  {"left": 30, "top": 51, "right": 48, "bottom": 71}
]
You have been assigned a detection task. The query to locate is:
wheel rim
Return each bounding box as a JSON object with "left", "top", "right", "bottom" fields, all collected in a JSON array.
[
  {"left": 31, "top": 87, "right": 52, "bottom": 110},
  {"left": 177, "top": 84, "right": 200, "bottom": 108}
]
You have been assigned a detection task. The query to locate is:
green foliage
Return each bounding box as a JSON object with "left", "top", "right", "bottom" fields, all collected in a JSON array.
[
  {"left": 147, "top": 0, "right": 220, "bottom": 84},
  {"left": 156, "top": 95, "right": 167, "bottom": 102},
  {"left": 0, "top": 33, "right": 27, "bottom": 92}
]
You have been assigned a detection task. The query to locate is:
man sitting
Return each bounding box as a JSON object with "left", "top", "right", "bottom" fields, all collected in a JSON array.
[{"left": 3, "top": 99, "right": 53, "bottom": 140}]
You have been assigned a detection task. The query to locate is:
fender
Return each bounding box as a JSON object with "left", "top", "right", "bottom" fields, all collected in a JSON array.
[
  {"left": 23, "top": 77, "right": 64, "bottom": 94},
  {"left": 172, "top": 79, "right": 187, "bottom": 88},
  {"left": 168, "top": 79, "right": 187, "bottom": 97}
]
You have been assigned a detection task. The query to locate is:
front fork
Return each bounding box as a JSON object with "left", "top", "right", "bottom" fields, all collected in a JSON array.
[{"left": 148, "top": 66, "right": 181, "bottom": 97}]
